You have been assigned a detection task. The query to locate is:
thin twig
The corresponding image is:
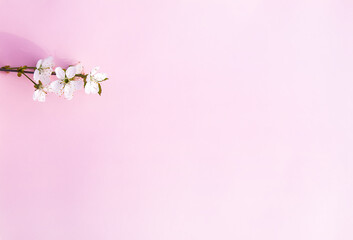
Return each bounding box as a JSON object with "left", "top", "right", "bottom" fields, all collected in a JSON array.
[
  {"left": 0, "top": 68, "right": 35, "bottom": 74},
  {"left": 21, "top": 72, "right": 36, "bottom": 85}
]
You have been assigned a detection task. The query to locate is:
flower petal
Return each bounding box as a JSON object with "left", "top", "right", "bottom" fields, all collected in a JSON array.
[
  {"left": 66, "top": 66, "right": 76, "bottom": 79},
  {"left": 49, "top": 80, "right": 63, "bottom": 94},
  {"left": 94, "top": 73, "right": 107, "bottom": 82},
  {"left": 41, "top": 75, "right": 51, "bottom": 86},
  {"left": 85, "top": 81, "right": 92, "bottom": 94},
  {"left": 36, "top": 59, "right": 43, "bottom": 69},
  {"left": 72, "top": 80, "right": 83, "bottom": 90},
  {"left": 90, "top": 81, "right": 99, "bottom": 94},
  {"left": 42, "top": 86, "right": 50, "bottom": 92},
  {"left": 42, "top": 56, "right": 54, "bottom": 68},
  {"left": 75, "top": 63, "right": 83, "bottom": 74},
  {"left": 64, "top": 83, "right": 75, "bottom": 100},
  {"left": 55, "top": 67, "right": 65, "bottom": 79},
  {"left": 91, "top": 66, "right": 100, "bottom": 75},
  {"left": 42, "top": 68, "right": 52, "bottom": 78},
  {"left": 38, "top": 90, "right": 46, "bottom": 102},
  {"left": 33, "top": 70, "right": 40, "bottom": 83},
  {"left": 33, "top": 89, "right": 40, "bottom": 101}
]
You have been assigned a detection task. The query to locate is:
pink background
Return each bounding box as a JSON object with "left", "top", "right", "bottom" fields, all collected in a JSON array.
[{"left": 1, "top": 0, "right": 353, "bottom": 239}]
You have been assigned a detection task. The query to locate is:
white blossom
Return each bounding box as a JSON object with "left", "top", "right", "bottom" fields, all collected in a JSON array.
[
  {"left": 34, "top": 56, "right": 54, "bottom": 84},
  {"left": 49, "top": 65, "right": 83, "bottom": 100},
  {"left": 32, "top": 57, "right": 53, "bottom": 102},
  {"left": 33, "top": 87, "right": 49, "bottom": 102},
  {"left": 75, "top": 62, "right": 83, "bottom": 74},
  {"left": 85, "top": 67, "right": 107, "bottom": 95},
  {"left": 3, "top": 56, "right": 108, "bottom": 102},
  {"left": 32, "top": 80, "right": 50, "bottom": 102}
]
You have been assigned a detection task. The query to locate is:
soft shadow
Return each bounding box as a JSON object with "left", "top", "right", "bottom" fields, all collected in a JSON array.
[
  {"left": 0, "top": 32, "right": 75, "bottom": 102},
  {"left": 0, "top": 32, "right": 47, "bottom": 67},
  {"left": 0, "top": 32, "right": 74, "bottom": 67}
]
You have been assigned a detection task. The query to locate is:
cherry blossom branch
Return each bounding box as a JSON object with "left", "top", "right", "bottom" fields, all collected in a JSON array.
[
  {"left": 0, "top": 66, "right": 37, "bottom": 85},
  {"left": 0, "top": 68, "right": 36, "bottom": 74},
  {"left": 0, "top": 56, "right": 108, "bottom": 102},
  {"left": 0, "top": 67, "right": 88, "bottom": 77}
]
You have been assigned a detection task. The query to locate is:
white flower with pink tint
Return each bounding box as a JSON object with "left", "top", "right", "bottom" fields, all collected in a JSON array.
[
  {"left": 1, "top": 57, "right": 108, "bottom": 101},
  {"left": 32, "top": 58, "right": 53, "bottom": 102},
  {"left": 33, "top": 85, "right": 49, "bottom": 102},
  {"left": 34, "top": 56, "right": 54, "bottom": 84},
  {"left": 49, "top": 64, "right": 83, "bottom": 100},
  {"left": 85, "top": 67, "right": 108, "bottom": 95},
  {"left": 75, "top": 62, "right": 83, "bottom": 74}
]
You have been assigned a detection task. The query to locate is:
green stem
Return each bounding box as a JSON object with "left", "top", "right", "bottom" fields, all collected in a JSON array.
[
  {"left": 0, "top": 68, "right": 34, "bottom": 74},
  {"left": 21, "top": 72, "right": 36, "bottom": 85},
  {"left": 76, "top": 74, "right": 87, "bottom": 79}
]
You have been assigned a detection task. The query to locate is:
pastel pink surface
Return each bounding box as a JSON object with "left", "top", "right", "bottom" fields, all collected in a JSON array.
[{"left": 1, "top": 0, "right": 353, "bottom": 239}]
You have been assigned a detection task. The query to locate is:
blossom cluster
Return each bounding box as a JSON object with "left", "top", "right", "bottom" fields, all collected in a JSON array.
[{"left": 7, "top": 56, "right": 108, "bottom": 102}]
